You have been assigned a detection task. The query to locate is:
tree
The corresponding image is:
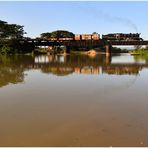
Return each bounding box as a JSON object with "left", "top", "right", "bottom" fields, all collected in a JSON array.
[
  {"left": 0, "top": 20, "right": 25, "bottom": 39},
  {"left": 8, "top": 24, "right": 25, "bottom": 39},
  {"left": 92, "top": 32, "right": 98, "bottom": 34},
  {"left": 51, "top": 30, "right": 74, "bottom": 38},
  {"left": 0, "top": 20, "right": 27, "bottom": 54},
  {"left": 0, "top": 20, "right": 8, "bottom": 38},
  {"left": 40, "top": 30, "right": 74, "bottom": 39},
  {"left": 40, "top": 32, "right": 51, "bottom": 39}
]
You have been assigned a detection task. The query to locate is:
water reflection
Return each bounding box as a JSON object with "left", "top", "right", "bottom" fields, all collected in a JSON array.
[
  {"left": 34, "top": 54, "right": 144, "bottom": 76},
  {"left": 0, "top": 54, "right": 147, "bottom": 87},
  {"left": 0, "top": 55, "right": 34, "bottom": 87},
  {"left": 0, "top": 54, "right": 148, "bottom": 146}
]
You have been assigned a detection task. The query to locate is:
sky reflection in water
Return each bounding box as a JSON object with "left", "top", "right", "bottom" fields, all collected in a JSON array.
[{"left": 0, "top": 54, "right": 148, "bottom": 146}]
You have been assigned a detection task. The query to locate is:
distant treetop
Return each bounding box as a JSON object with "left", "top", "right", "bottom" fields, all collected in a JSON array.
[
  {"left": 0, "top": 20, "right": 26, "bottom": 39},
  {"left": 40, "top": 30, "right": 74, "bottom": 39}
]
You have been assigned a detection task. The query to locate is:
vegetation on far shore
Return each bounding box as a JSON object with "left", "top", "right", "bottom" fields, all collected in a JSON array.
[
  {"left": 128, "top": 46, "right": 148, "bottom": 64},
  {"left": 40, "top": 30, "right": 74, "bottom": 39},
  {"left": 1, "top": 19, "right": 148, "bottom": 55},
  {"left": 130, "top": 46, "right": 148, "bottom": 55},
  {"left": 0, "top": 20, "right": 25, "bottom": 54},
  {"left": 111, "top": 47, "right": 128, "bottom": 53}
]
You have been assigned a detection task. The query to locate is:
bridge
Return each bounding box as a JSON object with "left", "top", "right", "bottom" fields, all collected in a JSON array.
[
  {"left": 109, "top": 40, "right": 148, "bottom": 46},
  {"left": 19, "top": 39, "right": 148, "bottom": 55}
]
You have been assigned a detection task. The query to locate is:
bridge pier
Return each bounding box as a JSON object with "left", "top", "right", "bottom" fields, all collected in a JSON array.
[
  {"left": 105, "top": 55, "right": 112, "bottom": 65},
  {"left": 63, "top": 46, "right": 70, "bottom": 55},
  {"left": 63, "top": 46, "right": 67, "bottom": 55},
  {"left": 47, "top": 46, "right": 53, "bottom": 54},
  {"left": 105, "top": 45, "right": 111, "bottom": 56}
]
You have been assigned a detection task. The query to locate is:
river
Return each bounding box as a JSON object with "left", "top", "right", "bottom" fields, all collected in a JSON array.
[{"left": 0, "top": 53, "right": 148, "bottom": 146}]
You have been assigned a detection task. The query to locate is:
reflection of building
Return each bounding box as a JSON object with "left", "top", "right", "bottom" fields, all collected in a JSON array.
[
  {"left": 1, "top": 55, "right": 147, "bottom": 88},
  {"left": 34, "top": 55, "right": 144, "bottom": 75},
  {"left": 74, "top": 67, "right": 102, "bottom": 75},
  {"left": 35, "top": 55, "right": 66, "bottom": 64},
  {"left": 102, "top": 66, "right": 141, "bottom": 75},
  {"left": 74, "top": 67, "right": 81, "bottom": 74},
  {"left": 35, "top": 56, "right": 49, "bottom": 63}
]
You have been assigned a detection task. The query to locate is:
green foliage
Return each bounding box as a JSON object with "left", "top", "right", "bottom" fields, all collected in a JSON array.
[
  {"left": 92, "top": 32, "right": 98, "bottom": 34},
  {"left": 111, "top": 47, "right": 128, "bottom": 53},
  {"left": 40, "top": 32, "right": 51, "bottom": 39},
  {"left": 0, "top": 45, "right": 10, "bottom": 54},
  {"left": 0, "top": 20, "right": 25, "bottom": 39},
  {"left": 40, "top": 30, "right": 74, "bottom": 39},
  {"left": 0, "top": 55, "right": 25, "bottom": 87},
  {"left": 0, "top": 20, "right": 32, "bottom": 54},
  {"left": 145, "top": 45, "right": 148, "bottom": 50},
  {"left": 0, "top": 38, "right": 34, "bottom": 54},
  {"left": 131, "top": 46, "right": 148, "bottom": 55}
]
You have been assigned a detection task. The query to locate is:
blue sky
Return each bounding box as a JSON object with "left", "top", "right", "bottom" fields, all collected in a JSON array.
[{"left": 0, "top": 1, "right": 148, "bottom": 39}]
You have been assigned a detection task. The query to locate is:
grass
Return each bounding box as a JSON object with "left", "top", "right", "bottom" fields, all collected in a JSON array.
[{"left": 130, "top": 49, "right": 148, "bottom": 55}]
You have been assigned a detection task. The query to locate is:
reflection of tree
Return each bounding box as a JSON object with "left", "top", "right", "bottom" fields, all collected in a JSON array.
[
  {"left": 38, "top": 55, "right": 144, "bottom": 76},
  {"left": 0, "top": 55, "right": 33, "bottom": 88},
  {"left": 133, "top": 55, "right": 148, "bottom": 64},
  {"left": 41, "top": 66, "right": 73, "bottom": 76},
  {"left": 65, "top": 54, "right": 108, "bottom": 67},
  {"left": 102, "top": 66, "right": 141, "bottom": 75},
  {"left": 0, "top": 67, "right": 24, "bottom": 87},
  {"left": 39, "top": 55, "right": 107, "bottom": 76},
  {"left": 0, "top": 54, "right": 146, "bottom": 88}
]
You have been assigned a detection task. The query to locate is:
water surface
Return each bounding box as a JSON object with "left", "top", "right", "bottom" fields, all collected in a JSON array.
[{"left": 0, "top": 54, "right": 148, "bottom": 146}]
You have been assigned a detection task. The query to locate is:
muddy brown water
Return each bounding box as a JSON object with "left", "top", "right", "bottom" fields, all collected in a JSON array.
[{"left": 0, "top": 54, "right": 148, "bottom": 146}]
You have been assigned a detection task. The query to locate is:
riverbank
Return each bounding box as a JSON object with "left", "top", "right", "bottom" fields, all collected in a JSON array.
[
  {"left": 130, "top": 46, "right": 148, "bottom": 55},
  {"left": 130, "top": 49, "right": 148, "bottom": 55}
]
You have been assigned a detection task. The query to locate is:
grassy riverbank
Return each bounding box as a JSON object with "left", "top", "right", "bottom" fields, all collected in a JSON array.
[
  {"left": 130, "top": 49, "right": 148, "bottom": 55},
  {"left": 130, "top": 46, "right": 148, "bottom": 55},
  {"left": 130, "top": 46, "right": 148, "bottom": 64}
]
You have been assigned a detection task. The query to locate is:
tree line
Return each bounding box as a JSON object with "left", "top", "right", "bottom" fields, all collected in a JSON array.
[
  {"left": 0, "top": 20, "right": 74, "bottom": 54},
  {"left": 0, "top": 20, "right": 25, "bottom": 39},
  {"left": 40, "top": 30, "right": 74, "bottom": 39},
  {"left": 1, "top": 20, "right": 138, "bottom": 54},
  {"left": 0, "top": 20, "right": 26, "bottom": 54}
]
